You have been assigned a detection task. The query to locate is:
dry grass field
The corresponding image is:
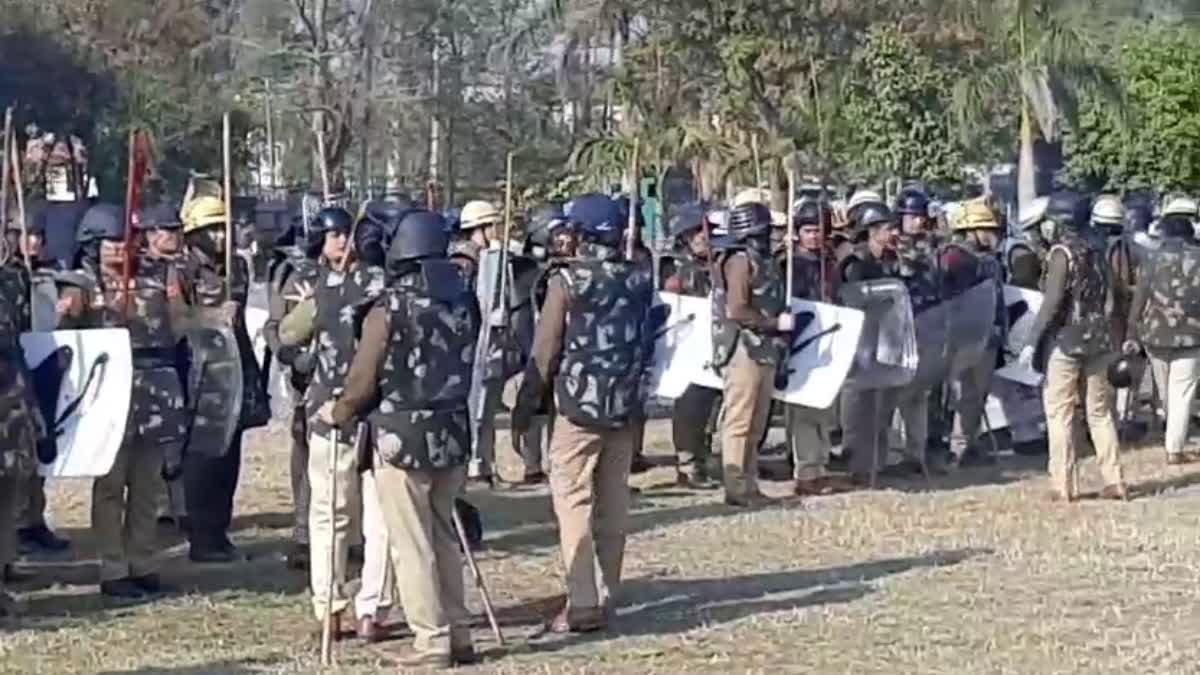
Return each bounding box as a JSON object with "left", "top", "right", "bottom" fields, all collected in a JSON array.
[{"left": 4, "top": 420, "right": 1200, "bottom": 674}]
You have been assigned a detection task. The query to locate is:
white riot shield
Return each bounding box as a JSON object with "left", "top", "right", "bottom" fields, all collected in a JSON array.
[
  {"left": 649, "top": 292, "right": 712, "bottom": 399},
  {"left": 839, "top": 279, "right": 918, "bottom": 390},
  {"left": 22, "top": 329, "right": 133, "bottom": 478},
  {"left": 945, "top": 280, "right": 999, "bottom": 379},
  {"left": 773, "top": 299, "right": 864, "bottom": 409},
  {"left": 911, "top": 302, "right": 951, "bottom": 389},
  {"left": 995, "top": 285, "right": 1044, "bottom": 385}
]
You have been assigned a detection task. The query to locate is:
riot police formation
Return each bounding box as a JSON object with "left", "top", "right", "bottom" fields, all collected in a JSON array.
[
  {"left": 13, "top": 144, "right": 1200, "bottom": 671},
  {"left": 322, "top": 208, "right": 482, "bottom": 667}
]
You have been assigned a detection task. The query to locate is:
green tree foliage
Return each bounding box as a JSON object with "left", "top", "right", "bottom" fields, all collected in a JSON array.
[
  {"left": 840, "top": 26, "right": 963, "bottom": 182},
  {"left": 1065, "top": 27, "right": 1200, "bottom": 192}
]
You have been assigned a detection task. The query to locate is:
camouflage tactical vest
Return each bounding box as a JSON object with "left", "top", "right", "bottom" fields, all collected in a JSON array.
[
  {"left": 662, "top": 251, "right": 711, "bottom": 297},
  {"left": 788, "top": 248, "right": 835, "bottom": 301},
  {"left": 308, "top": 264, "right": 385, "bottom": 433},
  {"left": 1138, "top": 239, "right": 1200, "bottom": 349},
  {"left": 94, "top": 258, "right": 178, "bottom": 355},
  {"left": 370, "top": 262, "right": 479, "bottom": 471},
  {"left": 554, "top": 258, "right": 654, "bottom": 430},
  {"left": 1047, "top": 231, "right": 1113, "bottom": 358},
  {"left": 711, "top": 246, "right": 788, "bottom": 369},
  {"left": 0, "top": 265, "right": 37, "bottom": 478}
]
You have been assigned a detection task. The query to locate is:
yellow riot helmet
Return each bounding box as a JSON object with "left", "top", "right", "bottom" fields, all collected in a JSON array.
[
  {"left": 950, "top": 200, "right": 1000, "bottom": 232},
  {"left": 181, "top": 195, "right": 227, "bottom": 233}
]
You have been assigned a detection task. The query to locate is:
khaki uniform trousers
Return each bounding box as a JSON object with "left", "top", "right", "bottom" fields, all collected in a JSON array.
[
  {"left": 307, "top": 431, "right": 395, "bottom": 620},
  {"left": 718, "top": 342, "right": 777, "bottom": 498},
  {"left": 549, "top": 415, "right": 636, "bottom": 613},
  {"left": 373, "top": 454, "right": 471, "bottom": 658},
  {"left": 1043, "top": 347, "right": 1123, "bottom": 498},
  {"left": 92, "top": 440, "right": 164, "bottom": 581},
  {"left": 1146, "top": 346, "right": 1200, "bottom": 457}
]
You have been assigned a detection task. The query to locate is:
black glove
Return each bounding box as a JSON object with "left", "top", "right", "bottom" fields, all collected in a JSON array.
[
  {"left": 293, "top": 352, "right": 316, "bottom": 375},
  {"left": 161, "top": 457, "right": 184, "bottom": 482}
]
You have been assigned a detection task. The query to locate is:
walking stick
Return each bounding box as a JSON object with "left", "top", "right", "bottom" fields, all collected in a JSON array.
[
  {"left": 452, "top": 505, "right": 504, "bottom": 646},
  {"left": 785, "top": 165, "right": 796, "bottom": 300},
  {"left": 626, "top": 139, "right": 639, "bottom": 261},
  {"left": 1, "top": 108, "right": 11, "bottom": 263},
  {"left": 8, "top": 130, "right": 31, "bottom": 273},
  {"left": 222, "top": 113, "right": 234, "bottom": 301},
  {"left": 319, "top": 427, "right": 339, "bottom": 666}
]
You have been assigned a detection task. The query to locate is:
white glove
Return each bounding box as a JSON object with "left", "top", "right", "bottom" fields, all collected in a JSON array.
[
  {"left": 488, "top": 307, "right": 507, "bottom": 328},
  {"left": 1018, "top": 345, "right": 1036, "bottom": 369},
  {"left": 1122, "top": 340, "right": 1139, "bottom": 356},
  {"left": 777, "top": 313, "right": 795, "bottom": 332}
]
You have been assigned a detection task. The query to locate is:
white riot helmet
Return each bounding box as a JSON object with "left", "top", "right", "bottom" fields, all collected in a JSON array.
[
  {"left": 1017, "top": 196, "right": 1050, "bottom": 232},
  {"left": 460, "top": 200, "right": 501, "bottom": 230},
  {"left": 1090, "top": 194, "right": 1125, "bottom": 232},
  {"left": 1161, "top": 196, "right": 1198, "bottom": 219}
]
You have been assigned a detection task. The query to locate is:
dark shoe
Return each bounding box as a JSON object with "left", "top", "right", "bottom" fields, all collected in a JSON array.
[
  {"left": 793, "top": 475, "right": 857, "bottom": 497},
  {"left": 676, "top": 471, "right": 719, "bottom": 490},
  {"left": 520, "top": 470, "right": 548, "bottom": 486},
  {"left": 630, "top": 455, "right": 653, "bottom": 475},
  {"left": 956, "top": 450, "right": 997, "bottom": 468},
  {"left": 1099, "top": 484, "right": 1129, "bottom": 501},
  {"left": 723, "top": 492, "right": 774, "bottom": 508},
  {"left": 3, "top": 564, "right": 34, "bottom": 584},
  {"left": 17, "top": 524, "right": 70, "bottom": 553},
  {"left": 0, "top": 591, "right": 16, "bottom": 617},
  {"left": 396, "top": 651, "right": 453, "bottom": 670},
  {"left": 546, "top": 606, "right": 607, "bottom": 634},
  {"left": 285, "top": 542, "right": 310, "bottom": 571},
  {"left": 881, "top": 459, "right": 923, "bottom": 478},
  {"left": 131, "top": 574, "right": 171, "bottom": 595},
  {"left": 100, "top": 578, "right": 148, "bottom": 599},
  {"left": 189, "top": 545, "right": 236, "bottom": 564},
  {"left": 452, "top": 645, "right": 481, "bottom": 666}
]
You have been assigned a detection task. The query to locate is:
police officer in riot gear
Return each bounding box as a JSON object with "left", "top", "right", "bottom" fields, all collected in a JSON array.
[
  {"left": 512, "top": 193, "right": 655, "bottom": 632},
  {"left": 322, "top": 208, "right": 481, "bottom": 668},
  {"left": 295, "top": 206, "right": 394, "bottom": 640},
  {"left": 661, "top": 203, "right": 721, "bottom": 488},
  {"left": 261, "top": 207, "right": 327, "bottom": 571},
  {"left": 1125, "top": 199, "right": 1200, "bottom": 465},
  {"left": 839, "top": 199, "right": 902, "bottom": 484},
  {"left": 179, "top": 195, "right": 267, "bottom": 563},
  {"left": 71, "top": 203, "right": 188, "bottom": 597},
  {"left": 896, "top": 187, "right": 933, "bottom": 237},
  {"left": 4, "top": 211, "right": 73, "bottom": 555},
  {"left": 1019, "top": 191, "right": 1127, "bottom": 502},
  {"left": 941, "top": 201, "right": 1007, "bottom": 467},
  {"left": 782, "top": 197, "right": 856, "bottom": 495},
  {"left": 1007, "top": 197, "right": 1051, "bottom": 290},
  {"left": 712, "top": 201, "right": 794, "bottom": 506}
]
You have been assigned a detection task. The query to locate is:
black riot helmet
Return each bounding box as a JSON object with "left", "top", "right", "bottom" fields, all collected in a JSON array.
[
  {"left": 311, "top": 207, "right": 354, "bottom": 237},
  {"left": 727, "top": 202, "right": 772, "bottom": 240},
  {"left": 1107, "top": 356, "right": 1134, "bottom": 389},
  {"left": 668, "top": 203, "right": 706, "bottom": 241},
  {"left": 526, "top": 202, "right": 567, "bottom": 249},
  {"left": 77, "top": 203, "right": 126, "bottom": 243},
  {"left": 894, "top": 188, "right": 931, "bottom": 217},
  {"left": 1044, "top": 191, "right": 1090, "bottom": 230},
  {"left": 793, "top": 198, "right": 833, "bottom": 232},
  {"left": 566, "top": 193, "right": 623, "bottom": 247},
  {"left": 355, "top": 218, "right": 387, "bottom": 267},
  {"left": 1123, "top": 200, "right": 1153, "bottom": 233},
  {"left": 137, "top": 203, "right": 183, "bottom": 231},
  {"left": 387, "top": 209, "right": 449, "bottom": 265},
  {"left": 851, "top": 203, "right": 895, "bottom": 231}
]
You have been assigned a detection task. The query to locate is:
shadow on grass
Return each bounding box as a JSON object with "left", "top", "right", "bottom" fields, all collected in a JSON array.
[
  {"left": 95, "top": 658, "right": 267, "bottom": 674},
  {"left": 520, "top": 547, "right": 989, "bottom": 653}
]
